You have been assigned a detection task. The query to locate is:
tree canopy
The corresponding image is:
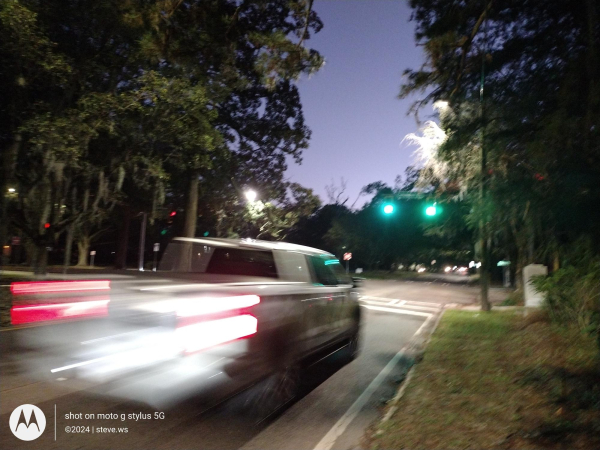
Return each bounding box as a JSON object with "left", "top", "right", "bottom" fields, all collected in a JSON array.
[
  {"left": 1, "top": 0, "right": 324, "bottom": 272},
  {"left": 399, "top": 0, "right": 600, "bottom": 305}
]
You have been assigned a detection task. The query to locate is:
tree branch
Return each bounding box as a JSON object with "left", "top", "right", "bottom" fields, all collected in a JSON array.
[
  {"left": 451, "top": 1, "right": 494, "bottom": 97},
  {"left": 296, "top": 0, "right": 314, "bottom": 48}
]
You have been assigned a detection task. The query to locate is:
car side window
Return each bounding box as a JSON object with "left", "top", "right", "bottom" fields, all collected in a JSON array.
[
  {"left": 326, "top": 260, "right": 352, "bottom": 285},
  {"left": 310, "top": 256, "right": 339, "bottom": 286},
  {"left": 274, "top": 251, "right": 311, "bottom": 282},
  {"left": 206, "top": 248, "right": 278, "bottom": 278},
  {"left": 158, "top": 242, "right": 214, "bottom": 272}
]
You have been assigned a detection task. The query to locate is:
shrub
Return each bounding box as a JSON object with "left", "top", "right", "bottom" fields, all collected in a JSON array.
[
  {"left": 531, "top": 241, "right": 600, "bottom": 351},
  {"left": 501, "top": 289, "right": 524, "bottom": 306}
]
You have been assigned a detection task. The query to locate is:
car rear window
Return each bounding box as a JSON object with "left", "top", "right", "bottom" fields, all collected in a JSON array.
[{"left": 205, "top": 248, "right": 278, "bottom": 278}]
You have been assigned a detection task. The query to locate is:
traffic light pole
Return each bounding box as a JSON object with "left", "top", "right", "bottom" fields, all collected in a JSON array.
[{"left": 479, "top": 12, "right": 491, "bottom": 311}]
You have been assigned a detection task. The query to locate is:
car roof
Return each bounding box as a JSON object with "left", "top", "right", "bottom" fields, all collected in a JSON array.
[{"left": 172, "top": 237, "right": 335, "bottom": 257}]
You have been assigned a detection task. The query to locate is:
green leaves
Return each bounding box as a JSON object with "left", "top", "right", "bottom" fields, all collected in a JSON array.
[
  {"left": 402, "top": 0, "right": 600, "bottom": 282},
  {"left": 2, "top": 0, "right": 324, "bottom": 269},
  {"left": 0, "top": 1, "right": 72, "bottom": 85}
]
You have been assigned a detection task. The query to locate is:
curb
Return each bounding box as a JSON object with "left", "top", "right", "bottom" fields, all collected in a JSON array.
[{"left": 375, "top": 308, "right": 446, "bottom": 431}]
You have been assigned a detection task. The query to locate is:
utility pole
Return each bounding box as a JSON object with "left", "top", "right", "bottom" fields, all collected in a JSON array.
[
  {"left": 479, "top": 12, "right": 491, "bottom": 311},
  {"left": 138, "top": 212, "right": 147, "bottom": 271}
]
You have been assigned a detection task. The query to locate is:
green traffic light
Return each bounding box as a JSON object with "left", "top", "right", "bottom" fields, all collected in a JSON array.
[
  {"left": 425, "top": 205, "right": 437, "bottom": 216},
  {"left": 383, "top": 204, "right": 394, "bottom": 214},
  {"left": 161, "top": 229, "right": 167, "bottom": 235}
]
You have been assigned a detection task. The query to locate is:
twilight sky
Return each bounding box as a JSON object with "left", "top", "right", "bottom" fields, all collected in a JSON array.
[{"left": 287, "top": 0, "right": 428, "bottom": 207}]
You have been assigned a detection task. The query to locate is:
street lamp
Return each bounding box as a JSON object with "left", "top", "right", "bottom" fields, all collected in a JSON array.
[{"left": 245, "top": 189, "right": 257, "bottom": 202}]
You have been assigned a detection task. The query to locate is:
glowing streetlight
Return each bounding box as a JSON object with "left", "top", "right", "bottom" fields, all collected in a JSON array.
[
  {"left": 8, "top": 188, "right": 15, "bottom": 193},
  {"left": 245, "top": 190, "right": 257, "bottom": 202}
]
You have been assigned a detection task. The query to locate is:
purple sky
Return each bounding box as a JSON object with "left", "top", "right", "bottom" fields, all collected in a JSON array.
[{"left": 287, "top": 0, "right": 427, "bottom": 207}]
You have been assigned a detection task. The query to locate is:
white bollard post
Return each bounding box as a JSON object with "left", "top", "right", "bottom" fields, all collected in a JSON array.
[{"left": 523, "top": 264, "right": 548, "bottom": 307}]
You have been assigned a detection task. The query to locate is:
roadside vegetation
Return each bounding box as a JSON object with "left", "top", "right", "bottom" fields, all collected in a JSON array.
[
  {"left": 501, "top": 289, "right": 524, "bottom": 306},
  {"left": 532, "top": 241, "right": 600, "bottom": 352},
  {"left": 370, "top": 310, "right": 600, "bottom": 450},
  {"left": 1, "top": 0, "right": 325, "bottom": 273}
]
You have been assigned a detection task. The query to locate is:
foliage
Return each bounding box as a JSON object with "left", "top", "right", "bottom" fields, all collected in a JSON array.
[
  {"left": 286, "top": 203, "right": 351, "bottom": 250},
  {"left": 532, "top": 240, "right": 600, "bottom": 347},
  {"left": 501, "top": 289, "right": 523, "bottom": 306},
  {"left": 242, "top": 182, "right": 321, "bottom": 240},
  {"left": 1, "top": 0, "right": 324, "bottom": 270},
  {"left": 317, "top": 178, "right": 472, "bottom": 269},
  {"left": 401, "top": 0, "right": 600, "bottom": 296}
]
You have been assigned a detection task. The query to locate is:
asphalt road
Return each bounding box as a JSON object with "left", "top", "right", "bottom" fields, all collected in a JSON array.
[{"left": 0, "top": 280, "right": 496, "bottom": 450}]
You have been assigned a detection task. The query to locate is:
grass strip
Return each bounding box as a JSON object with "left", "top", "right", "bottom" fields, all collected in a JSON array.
[{"left": 370, "top": 310, "right": 600, "bottom": 449}]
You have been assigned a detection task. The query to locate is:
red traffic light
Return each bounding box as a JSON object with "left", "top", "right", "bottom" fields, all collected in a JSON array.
[
  {"left": 169, "top": 211, "right": 177, "bottom": 217},
  {"left": 44, "top": 223, "right": 50, "bottom": 229}
]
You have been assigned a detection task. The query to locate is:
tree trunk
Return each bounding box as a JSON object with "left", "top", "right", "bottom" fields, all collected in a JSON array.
[
  {"left": 478, "top": 228, "right": 491, "bottom": 311},
  {"left": 515, "top": 238, "right": 529, "bottom": 291},
  {"left": 76, "top": 236, "right": 90, "bottom": 266},
  {"left": 527, "top": 225, "right": 535, "bottom": 262},
  {"left": 32, "top": 245, "right": 48, "bottom": 275},
  {"left": 0, "top": 133, "right": 21, "bottom": 267},
  {"left": 216, "top": 211, "right": 224, "bottom": 237},
  {"left": 63, "top": 224, "right": 74, "bottom": 273},
  {"left": 552, "top": 250, "right": 560, "bottom": 272},
  {"left": 183, "top": 173, "right": 199, "bottom": 238},
  {"left": 24, "top": 239, "right": 35, "bottom": 266},
  {"left": 114, "top": 205, "right": 131, "bottom": 269}
]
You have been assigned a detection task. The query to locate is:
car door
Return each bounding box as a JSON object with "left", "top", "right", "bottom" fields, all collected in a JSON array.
[
  {"left": 307, "top": 255, "right": 344, "bottom": 346},
  {"left": 320, "top": 257, "right": 354, "bottom": 340}
]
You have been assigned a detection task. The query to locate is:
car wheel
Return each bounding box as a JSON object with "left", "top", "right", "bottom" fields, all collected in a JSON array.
[
  {"left": 243, "top": 357, "right": 302, "bottom": 422},
  {"left": 346, "top": 326, "right": 361, "bottom": 361}
]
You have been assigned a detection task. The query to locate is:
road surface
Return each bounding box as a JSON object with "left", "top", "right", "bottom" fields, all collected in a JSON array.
[{"left": 1, "top": 280, "right": 499, "bottom": 449}]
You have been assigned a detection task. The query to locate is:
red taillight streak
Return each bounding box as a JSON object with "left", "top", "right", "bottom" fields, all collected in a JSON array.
[
  {"left": 10, "top": 280, "right": 111, "bottom": 295},
  {"left": 11, "top": 297, "right": 110, "bottom": 325},
  {"left": 176, "top": 314, "right": 258, "bottom": 354}
]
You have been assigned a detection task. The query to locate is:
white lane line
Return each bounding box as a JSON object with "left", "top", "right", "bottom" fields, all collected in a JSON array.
[
  {"left": 401, "top": 305, "right": 441, "bottom": 312},
  {"left": 389, "top": 300, "right": 399, "bottom": 305},
  {"left": 362, "top": 305, "right": 432, "bottom": 318},
  {"left": 360, "top": 299, "right": 439, "bottom": 312},
  {"left": 405, "top": 300, "right": 442, "bottom": 307},
  {"left": 363, "top": 296, "right": 441, "bottom": 307},
  {"left": 407, "top": 301, "right": 442, "bottom": 308},
  {"left": 363, "top": 296, "right": 401, "bottom": 302},
  {"left": 313, "top": 314, "right": 434, "bottom": 450}
]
